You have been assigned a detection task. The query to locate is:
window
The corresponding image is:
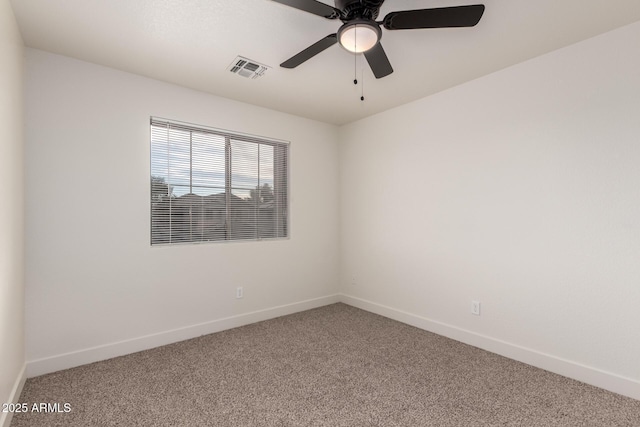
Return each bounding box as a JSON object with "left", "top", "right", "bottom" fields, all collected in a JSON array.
[{"left": 150, "top": 118, "right": 289, "bottom": 245}]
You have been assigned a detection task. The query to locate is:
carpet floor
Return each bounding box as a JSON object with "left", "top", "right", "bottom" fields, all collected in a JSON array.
[{"left": 12, "top": 303, "right": 640, "bottom": 426}]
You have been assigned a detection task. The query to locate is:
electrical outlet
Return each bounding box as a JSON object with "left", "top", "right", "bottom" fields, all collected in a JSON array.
[
  {"left": 236, "top": 287, "right": 243, "bottom": 299},
  {"left": 471, "top": 300, "right": 481, "bottom": 315}
]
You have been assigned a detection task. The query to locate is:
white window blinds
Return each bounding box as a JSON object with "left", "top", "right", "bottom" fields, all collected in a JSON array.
[{"left": 150, "top": 118, "right": 289, "bottom": 245}]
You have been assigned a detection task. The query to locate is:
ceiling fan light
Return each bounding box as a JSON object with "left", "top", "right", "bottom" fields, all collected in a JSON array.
[{"left": 338, "top": 22, "right": 380, "bottom": 53}]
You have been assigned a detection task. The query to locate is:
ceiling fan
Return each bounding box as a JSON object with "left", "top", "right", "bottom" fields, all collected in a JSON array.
[{"left": 271, "top": 0, "right": 485, "bottom": 78}]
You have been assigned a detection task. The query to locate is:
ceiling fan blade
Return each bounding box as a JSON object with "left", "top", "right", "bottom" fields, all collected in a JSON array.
[
  {"left": 364, "top": 43, "right": 393, "bottom": 79},
  {"left": 280, "top": 34, "right": 338, "bottom": 68},
  {"left": 383, "top": 5, "right": 485, "bottom": 30},
  {"left": 271, "top": 0, "right": 340, "bottom": 19}
]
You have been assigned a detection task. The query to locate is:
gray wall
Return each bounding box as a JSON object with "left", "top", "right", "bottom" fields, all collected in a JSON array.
[
  {"left": 0, "top": 1, "right": 25, "bottom": 425},
  {"left": 24, "top": 49, "right": 340, "bottom": 374},
  {"left": 340, "top": 22, "right": 640, "bottom": 398}
]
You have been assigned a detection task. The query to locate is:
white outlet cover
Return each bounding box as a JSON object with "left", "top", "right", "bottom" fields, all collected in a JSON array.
[{"left": 472, "top": 301, "right": 481, "bottom": 315}]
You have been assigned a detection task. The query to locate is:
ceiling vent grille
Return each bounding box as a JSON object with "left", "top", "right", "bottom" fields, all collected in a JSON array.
[{"left": 228, "top": 56, "right": 270, "bottom": 79}]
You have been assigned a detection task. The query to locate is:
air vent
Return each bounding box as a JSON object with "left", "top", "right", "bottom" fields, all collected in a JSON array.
[{"left": 228, "top": 56, "right": 270, "bottom": 79}]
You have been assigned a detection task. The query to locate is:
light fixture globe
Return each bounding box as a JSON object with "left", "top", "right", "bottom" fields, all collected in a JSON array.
[{"left": 337, "top": 20, "right": 381, "bottom": 53}]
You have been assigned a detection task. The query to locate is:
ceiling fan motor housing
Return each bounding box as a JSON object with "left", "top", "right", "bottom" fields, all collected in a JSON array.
[{"left": 335, "top": 0, "right": 384, "bottom": 20}]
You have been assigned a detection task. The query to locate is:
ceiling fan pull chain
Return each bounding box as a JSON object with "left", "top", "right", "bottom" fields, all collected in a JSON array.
[
  {"left": 353, "top": 24, "right": 358, "bottom": 85},
  {"left": 353, "top": 51, "right": 357, "bottom": 84},
  {"left": 361, "top": 68, "right": 365, "bottom": 101}
]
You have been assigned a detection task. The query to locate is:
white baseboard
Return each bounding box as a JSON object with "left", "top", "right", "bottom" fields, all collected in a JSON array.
[
  {"left": 340, "top": 294, "right": 640, "bottom": 401},
  {"left": 25, "top": 293, "right": 640, "bottom": 401},
  {"left": 0, "top": 363, "right": 27, "bottom": 427},
  {"left": 27, "top": 294, "right": 340, "bottom": 378}
]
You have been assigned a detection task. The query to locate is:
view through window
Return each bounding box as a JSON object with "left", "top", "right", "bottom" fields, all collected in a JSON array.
[{"left": 150, "top": 118, "right": 289, "bottom": 245}]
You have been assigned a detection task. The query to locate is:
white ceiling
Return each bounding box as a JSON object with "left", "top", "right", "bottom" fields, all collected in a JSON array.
[{"left": 10, "top": 0, "right": 640, "bottom": 125}]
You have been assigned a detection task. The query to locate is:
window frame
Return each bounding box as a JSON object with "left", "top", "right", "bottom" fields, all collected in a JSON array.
[{"left": 150, "top": 117, "right": 290, "bottom": 246}]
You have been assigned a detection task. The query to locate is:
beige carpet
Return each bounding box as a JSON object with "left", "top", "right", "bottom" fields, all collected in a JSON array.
[{"left": 12, "top": 303, "right": 640, "bottom": 426}]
